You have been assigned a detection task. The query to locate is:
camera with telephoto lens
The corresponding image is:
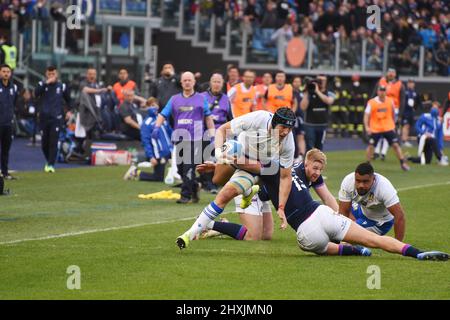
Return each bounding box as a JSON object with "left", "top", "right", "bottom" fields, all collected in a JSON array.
[{"left": 304, "top": 77, "right": 318, "bottom": 95}]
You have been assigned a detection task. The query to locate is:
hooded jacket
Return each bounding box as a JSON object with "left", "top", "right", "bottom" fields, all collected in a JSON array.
[
  {"left": 415, "top": 109, "right": 444, "bottom": 151},
  {"left": 140, "top": 108, "right": 173, "bottom": 160}
]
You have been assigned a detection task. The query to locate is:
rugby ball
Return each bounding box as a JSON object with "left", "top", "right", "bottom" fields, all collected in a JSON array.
[{"left": 221, "top": 140, "right": 243, "bottom": 161}]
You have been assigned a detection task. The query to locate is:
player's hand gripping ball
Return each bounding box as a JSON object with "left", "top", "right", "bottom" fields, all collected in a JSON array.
[{"left": 215, "top": 140, "right": 243, "bottom": 164}]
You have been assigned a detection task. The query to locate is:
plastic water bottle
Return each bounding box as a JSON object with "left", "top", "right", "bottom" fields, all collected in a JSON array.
[{"left": 129, "top": 148, "right": 138, "bottom": 164}]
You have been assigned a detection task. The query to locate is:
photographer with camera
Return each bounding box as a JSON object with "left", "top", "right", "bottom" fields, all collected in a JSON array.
[{"left": 300, "top": 75, "right": 335, "bottom": 151}]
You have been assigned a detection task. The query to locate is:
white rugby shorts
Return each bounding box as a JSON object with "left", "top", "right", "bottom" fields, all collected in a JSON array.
[
  {"left": 234, "top": 194, "right": 272, "bottom": 216},
  {"left": 296, "top": 205, "right": 352, "bottom": 254}
]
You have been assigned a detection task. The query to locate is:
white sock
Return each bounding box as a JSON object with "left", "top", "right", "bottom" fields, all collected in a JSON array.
[
  {"left": 381, "top": 138, "right": 389, "bottom": 155},
  {"left": 206, "top": 220, "right": 215, "bottom": 229},
  {"left": 375, "top": 140, "right": 382, "bottom": 154},
  {"left": 417, "top": 135, "right": 427, "bottom": 157},
  {"left": 187, "top": 202, "right": 223, "bottom": 240}
]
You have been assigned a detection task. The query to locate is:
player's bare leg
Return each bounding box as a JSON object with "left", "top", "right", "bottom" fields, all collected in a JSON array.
[
  {"left": 366, "top": 144, "right": 375, "bottom": 161},
  {"left": 296, "top": 134, "right": 306, "bottom": 161},
  {"left": 262, "top": 211, "right": 274, "bottom": 240},
  {"left": 212, "top": 163, "right": 236, "bottom": 186},
  {"left": 392, "top": 142, "right": 410, "bottom": 171},
  {"left": 239, "top": 214, "right": 264, "bottom": 240},
  {"left": 176, "top": 160, "right": 263, "bottom": 249},
  {"left": 345, "top": 221, "right": 409, "bottom": 253},
  {"left": 402, "top": 124, "right": 410, "bottom": 145},
  {"left": 215, "top": 184, "right": 240, "bottom": 207}
]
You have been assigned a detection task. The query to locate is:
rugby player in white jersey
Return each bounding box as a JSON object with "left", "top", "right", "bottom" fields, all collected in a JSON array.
[
  {"left": 197, "top": 148, "right": 339, "bottom": 241},
  {"left": 176, "top": 108, "right": 297, "bottom": 249},
  {"left": 338, "top": 162, "right": 406, "bottom": 240},
  {"left": 197, "top": 149, "right": 448, "bottom": 261}
]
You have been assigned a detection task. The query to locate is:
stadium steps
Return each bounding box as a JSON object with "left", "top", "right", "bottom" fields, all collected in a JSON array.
[{"left": 154, "top": 30, "right": 239, "bottom": 74}]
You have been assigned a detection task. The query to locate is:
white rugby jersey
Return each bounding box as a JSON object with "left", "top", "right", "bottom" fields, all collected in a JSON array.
[
  {"left": 339, "top": 172, "right": 399, "bottom": 223},
  {"left": 230, "top": 110, "right": 295, "bottom": 168}
]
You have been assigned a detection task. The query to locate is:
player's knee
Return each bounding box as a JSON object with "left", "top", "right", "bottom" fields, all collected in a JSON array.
[{"left": 215, "top": 185, "right": 238, "bottom": 205}]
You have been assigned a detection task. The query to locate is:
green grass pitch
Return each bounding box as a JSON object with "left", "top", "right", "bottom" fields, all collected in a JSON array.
[{"left": 1, "top": 149, "right": 449, "bottom": 299}]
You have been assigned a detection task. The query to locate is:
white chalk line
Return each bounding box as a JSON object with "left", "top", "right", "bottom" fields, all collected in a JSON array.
[
  {"left": 396, "top": 181, "right": 450, "bottom": 192},
  {"left": 0, "top": 212, "right": 234, "bottom": 246},
  {"left": 0, "top": 217, "right": 195, "bottom": 246},
  {"left": 1, "top": 180, "right": 449, "bottom": 246}
]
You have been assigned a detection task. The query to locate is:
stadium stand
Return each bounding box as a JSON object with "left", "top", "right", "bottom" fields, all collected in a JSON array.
[{"left": 1, "top": 0, "right": 449, "bottom": 165}]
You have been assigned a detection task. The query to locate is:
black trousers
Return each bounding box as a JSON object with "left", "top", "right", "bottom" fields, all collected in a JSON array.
[
  {"left": 139, "top": 161, "right": 166, "bottom": 182},
  {"left": 0, "top": 125, "right": 13, "bottom": 176},
  {"left": 423, "top": 138, "right": 442, "bottom": 163},
  {"left": 176, "top": 140, "right": 202, "bottom": 199},
  {"left": 409, "top": 137, "right": 442, "bottom": 164},
  {"left": 197, "top": 140, "right": 216, "bottom": 190},
  {"left": 304, "top": 124, "right": 327, "bottom": 151},
  {"left": 123, "top": 127, "right": 141, "bottom": 141},
  {"left": 41, "top": 118, "right": 61, "bottom": 166}
]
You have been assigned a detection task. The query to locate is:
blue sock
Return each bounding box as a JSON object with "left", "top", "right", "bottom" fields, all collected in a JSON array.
[
  {"left": 338, "top": 244, "right": 362, "bottom": 256},
  {"left": 402, "top": 244, "right": 422, "bottom": 258},
  {"left": 212, "top": 221, "right": 247, "bottom": 240}
]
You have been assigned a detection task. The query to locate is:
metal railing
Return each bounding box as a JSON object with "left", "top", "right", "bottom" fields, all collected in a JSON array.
[
  {"left": 96, "top": 0, "right": 162, "bottom": 17},
  {"left": 277, "top": 36, "right": 449, "bottom": 81},
  {"left": 10, "top": 0, "right": 450, "bottom": 84},
  {"left": 167, "top": 1, "right": 449, "bottom": 81}
]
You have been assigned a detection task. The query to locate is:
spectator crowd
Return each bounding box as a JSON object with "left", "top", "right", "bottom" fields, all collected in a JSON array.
[
  {"left": 0, "top": 1, "right": 449, "bottom": 75},
  {"left": 190, "top": 0, "right": 450, "bottom": 74},
  {"left": 1, "top": 1, "right": 449, "bottom": 201}
]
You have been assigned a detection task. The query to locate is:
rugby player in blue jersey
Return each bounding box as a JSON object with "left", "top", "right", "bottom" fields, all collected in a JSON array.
[{"left": 197, "top": 149, "right": 448, "bottom": 261}]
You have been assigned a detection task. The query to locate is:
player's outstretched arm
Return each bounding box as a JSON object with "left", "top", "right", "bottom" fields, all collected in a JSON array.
[
  {"left": 315, "top": 185, "right": 338, "bottom": 212},
  {"left": 278, "top": 167, "right": 292, "bottom": 230},
  {"left": 338, "top": 201, "right": 355, "bottom": 220},
  {"left": 214, "top": 122, "right": 232, "bottom": 150},
  {"left": 197, "top": 162, "right": 216, "bottom": 174},
  {"left": 387, "top": 203, "right": 406, "bottom": 241}
]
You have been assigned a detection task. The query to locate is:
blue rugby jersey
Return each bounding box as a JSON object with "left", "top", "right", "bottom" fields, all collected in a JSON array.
[{"left": 259, "top": 162, "right": 324, "bottom": 231}]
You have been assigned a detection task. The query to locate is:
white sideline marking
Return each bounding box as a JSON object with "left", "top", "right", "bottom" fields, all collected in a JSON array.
[
  {"left": 397, "top": 181, "right": 450, "bottom": 192},
  {"left": 1, "top": 181, "right": 449, "bottom": 246},
  {"left": 0, "top": 217, "right": 195, "bottom": 245}
]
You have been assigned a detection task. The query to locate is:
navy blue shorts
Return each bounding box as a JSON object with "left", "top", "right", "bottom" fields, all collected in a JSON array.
[
  {"left": 402, "top": 111, "right": 415, "bottom": 126},
  {"left": 352, "top": 205, "right": 394, "bottom": 235},
  {"left": 369, "top": 130, "right": 399, "bottom": 146},
  {"left": 295, "top": 116, "right": 305, "bottom": 135}
]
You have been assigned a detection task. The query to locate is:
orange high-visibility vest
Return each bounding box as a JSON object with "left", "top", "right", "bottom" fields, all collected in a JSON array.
[
  {"left": 226, "top": 80, "right": 241, "bottom": 93},
  {"left": 231, "top": 83, "right": 256, "bottom": 118},
  {"left": 255, "top": 84, "right": 268, "bottom": 111},
  {"left": 113, "top": 80, "right": 137, "bottom": 105},
  {"left": 367, "top": 96, "right": 396, "bottom": 133},
  {"left": 265, "top": 84, "right": 293, "bottom": 113},
  {"left": 379, "top": 77, "right": 402, "bottom": 109}
]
